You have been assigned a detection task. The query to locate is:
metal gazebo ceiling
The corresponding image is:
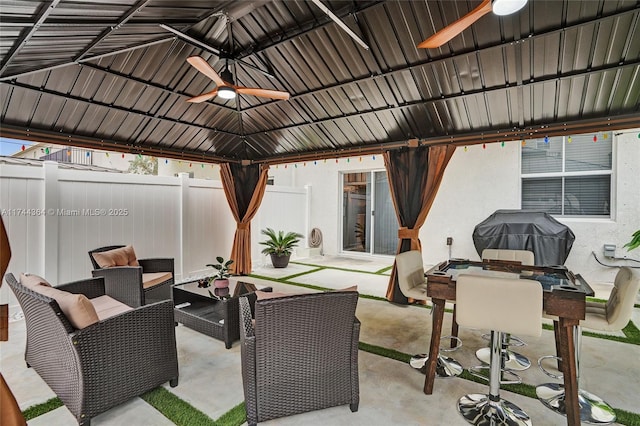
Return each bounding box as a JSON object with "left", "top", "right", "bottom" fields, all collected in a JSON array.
[{"left": 1, "top": 0, "right": 639, "bottom": 164}]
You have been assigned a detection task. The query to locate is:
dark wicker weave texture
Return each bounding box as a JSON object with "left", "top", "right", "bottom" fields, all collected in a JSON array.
[
  {"left": 239, "top": 291, "right": 360, "bottom": 425},
  {"left": 5, "top": 273, "right": 179, "bottom": 426},
  {"left": 89, "top": 245, "right": 174, "bottom": 307}
]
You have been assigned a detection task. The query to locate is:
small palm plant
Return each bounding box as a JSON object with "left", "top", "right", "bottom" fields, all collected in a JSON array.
[{"left": 260, "top": 228, "right": 303, "bottom": 268}]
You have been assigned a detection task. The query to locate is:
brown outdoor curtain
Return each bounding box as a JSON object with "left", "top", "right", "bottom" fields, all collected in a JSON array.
[
  {"left": 1, "top": 216, "right": 27, "bottom": 426},
  {"left": 220, "top": 163, "right": 270, "bottom": 275},
  {"left": 384, "top": 144, "right": 456, "bottom": 304}
]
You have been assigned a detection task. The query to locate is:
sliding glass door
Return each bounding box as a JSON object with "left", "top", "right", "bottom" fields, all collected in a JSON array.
[{"left": 342, "top": 171, "right": 396, "bottom": 255}]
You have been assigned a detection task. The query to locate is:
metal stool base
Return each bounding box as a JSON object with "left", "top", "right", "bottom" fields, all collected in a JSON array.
[
  {"left": 410, "top": 354, "right": 463, "bottom": 378},
  {"left": 536, "top": 383, "right": 616, "bottom": 425},
  {"left": 476, "top": 347, "right": 531, "bottom": 371},
  {"left": 458, "top": 393, "right": 532, "bottom": 426}
]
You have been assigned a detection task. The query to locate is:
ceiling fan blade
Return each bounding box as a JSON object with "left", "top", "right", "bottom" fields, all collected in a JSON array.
[
  {"left": 237, "top": 87, "right": 290, "bottom": 100},
  {"left": 418, "top": 0, "right": 493, "bottom": 49},
  {"left": 187, "top": 89, "right": 219, "bottom": 103},
  {"left": 187, "top": 56, "right": 225, "bottom": 86}
]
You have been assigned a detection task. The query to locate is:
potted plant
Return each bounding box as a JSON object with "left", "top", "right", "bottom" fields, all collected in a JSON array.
[
  {"left": 206, "top": 256, "right": 234, "bottom": 288},
  {"left": 259, "top": 228, "right": 303, "bottom": 268}
]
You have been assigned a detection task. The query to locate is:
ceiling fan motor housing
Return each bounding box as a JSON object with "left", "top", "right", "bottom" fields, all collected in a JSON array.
[{"left": 220, "top": 68, "right": 234, "bottom": 85}]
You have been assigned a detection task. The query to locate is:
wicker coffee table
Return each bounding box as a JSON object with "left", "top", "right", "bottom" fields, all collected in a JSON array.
[{"left": 173, "top": 280, "right": 271, "bottom": 348}]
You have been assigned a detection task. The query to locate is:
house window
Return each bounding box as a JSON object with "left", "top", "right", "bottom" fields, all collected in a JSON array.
[{"left": 521, "top": 132, "right": 612, "bottom": 217}]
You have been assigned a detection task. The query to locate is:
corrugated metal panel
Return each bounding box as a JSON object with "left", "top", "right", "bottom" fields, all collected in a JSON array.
[{"left": 1, "top": 1, "right": 639, "bottom": 163}]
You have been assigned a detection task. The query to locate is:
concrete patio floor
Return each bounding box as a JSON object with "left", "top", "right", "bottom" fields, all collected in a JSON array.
[{"left": 2, "top": 255, "right": 639, "bottom": 425}]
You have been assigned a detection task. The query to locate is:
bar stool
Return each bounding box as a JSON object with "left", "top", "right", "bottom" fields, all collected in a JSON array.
[
  {"left": 476, "top": 249, "right": 535, "bottom": 372},
  {"left": 395, "top": 250, "right": 463, "bottom": 378},
  {"left": 456, "top": 274, "right": 542, "bottom": 425},
  {"left": 536, "top": 266, "right": 639, "bottom": 424}
]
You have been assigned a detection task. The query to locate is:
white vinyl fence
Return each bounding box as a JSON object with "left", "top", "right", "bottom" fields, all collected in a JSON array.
[{"left": 0, "top": 160, "right": 307, "bottom": 305}]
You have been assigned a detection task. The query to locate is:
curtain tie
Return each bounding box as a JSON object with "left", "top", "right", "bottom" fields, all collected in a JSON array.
[
  {"left": 398, "top": 227, "right": 418, "bottom": 240},
  {"left": 237, "top": 222, "right": 250, "bottom": 230}
]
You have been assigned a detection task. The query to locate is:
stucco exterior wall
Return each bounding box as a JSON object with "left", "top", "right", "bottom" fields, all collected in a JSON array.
[{"left": 268, "top": 130, "right": 639, "bottom": 284}]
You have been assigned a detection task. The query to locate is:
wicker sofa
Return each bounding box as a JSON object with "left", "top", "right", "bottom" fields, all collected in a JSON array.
[
  {"left": 5, "top": 273, "right": 178, "bottom": 425},
  {"left": 89, "top": 245, "right": 174, "bottom": 307},
  {"left": 239, "top": 291, "right": 360, "bottom": 425}
]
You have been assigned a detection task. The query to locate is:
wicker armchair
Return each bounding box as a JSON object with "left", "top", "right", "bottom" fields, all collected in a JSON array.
[
  {"left": 89, "top": 245, "right": 174, "bottom": 307},
  {"left": 5, "top": 273, "right": 179, "bottom": 426},
  {"left": 239, "top": 291, "right": 360, "bottom": 425}
]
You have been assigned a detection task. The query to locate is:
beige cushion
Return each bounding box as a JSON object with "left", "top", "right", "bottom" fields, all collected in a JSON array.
[
  {"left": 583, "top": 267, "right": 640, "bottom": 332},
  {"left": 29, "top": 285, "right": 99, "bottom": 329},
  {"left": 456, "top": 274, "right": 542, "bottom": 337},
  {"left": 142, "top": 272, "right": 172, "bottom": 289},
  {"left": 20, "top": 273, "right": 52, "bottom": 289},
  {"left": 92, "top": 245, "right": 139, "bottom": 268},
  {"left": 91, "top": 295, "right": 134, "bottom": 320},
  {"left": 395, "top": 251, "right": 428, "bottom": 301},
  {"left": 255, "top": 285, "right": 357, "bottom": 301}
]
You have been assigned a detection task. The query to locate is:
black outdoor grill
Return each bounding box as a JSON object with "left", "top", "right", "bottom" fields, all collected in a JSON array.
[{"left": 472, "top": 210, "right": 575, "bottom": 266}]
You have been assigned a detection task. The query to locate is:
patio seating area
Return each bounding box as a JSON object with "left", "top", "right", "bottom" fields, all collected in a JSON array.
[{"left": 3, "top": 255, "right": 639, "bottom": 425}]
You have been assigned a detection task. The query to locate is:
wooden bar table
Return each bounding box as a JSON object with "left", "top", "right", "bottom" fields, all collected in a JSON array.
[{"left": 423, "top": 259, "right": 593, "bottom": 426}]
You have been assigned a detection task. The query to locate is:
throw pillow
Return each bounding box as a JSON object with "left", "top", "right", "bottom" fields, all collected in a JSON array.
[
  {"left": 92, "top": 245, "right": 139, "bottom": 268},
  {"left": 20, "top": 273, "right": 52, "bottom": 289},
  {"left": 29, "top": 285, "right": 100, "bottom": 329}
]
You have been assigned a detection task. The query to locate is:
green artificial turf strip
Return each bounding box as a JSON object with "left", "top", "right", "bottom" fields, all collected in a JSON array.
[
  {"left": 22, "top": 397, "right": 63, "bottom": 420},
  {"left": 375, "top": 265, "right": 393, "bottom": 274},
  {"left": 141, "top": 387, "right": 215, "bottom": 426},
  {"left": 289, "top": 261, "right": 386, "bottom": 276},
  {"left": 214, "top": 402, "right": 247, "bottom": 426},
  {"left": 358, "top": 341, "right": 640, "bottom": 426},
  {"left": 279, "top": 267, "right": 324, "bottom": 281}
]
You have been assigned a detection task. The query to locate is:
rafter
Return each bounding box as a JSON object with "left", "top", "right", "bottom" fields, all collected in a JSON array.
[
  {"left": 242, "top": 5, "right": 640, "bottom": 114},
  {"left": 74, "top": 0, "right": 153, "bottom": 61},
  {"left": 4, "top": 80, "right": 241, "bottom": 138},
  {"left": 0, "top": 123, "right": 236, "bottom": 164},
  {"left": 0, "top": 0, "right": 62, "bottom": 76},
  {"left": 245, "top": 59, "right": 640, "bottom": 137},
  {"left": 80, "top": 63, "right": 238, "bottom": 113},
  {"left": 249, "top": 113, "right": 640, "bottom": 165}
]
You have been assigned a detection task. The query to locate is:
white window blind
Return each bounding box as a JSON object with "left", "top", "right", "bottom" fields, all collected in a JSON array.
[{"left": 521, "top": 133, "right": 612, "bottom": 217}]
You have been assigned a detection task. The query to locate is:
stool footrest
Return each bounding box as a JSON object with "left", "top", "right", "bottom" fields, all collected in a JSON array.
[
  {"left": 537, "top": 355, "right": 563, "bottom": 380},
  {"left": 469, "top": 365, "right": 522, "bottom": 385}
]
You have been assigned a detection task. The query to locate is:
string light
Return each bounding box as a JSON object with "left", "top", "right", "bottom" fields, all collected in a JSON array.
[
  {"left": 45, "top": 147, "right": 50, "bottom": 154},
  {"left": 324, "top": 159, "right": 327, "bottom": 163},
  {"left": 501, "top": 141, "right": 505, "bottom": 147},
  {"left": 189, "top": 163, "right": 192, "bottom": 167},
  {"left": 284, "top": 164, "right": 287, "bottom": 168},
  {"left": 67, "top": 150, "right": 71, "bottom": 156},
  {"left": 122, "top": 153, "right": 125, "bottom": 158},
  {"left": 603, "top": 133, "right": 608, "bottom": 139},
  {"left": 165, "top": 159, "right": 168, "bottom": 164},
  {"left": 86, "top": 152, "right": 90, "bottom": 157},
  {"left": 201, "top": 164, "right": 204, "bottom": 168},
  {"left": 335, "top": 158, "right": 338, "bottom": 163},
  {"left": 567, "top": 136, "right": 572, "bottom": 143},
  {"left": 464, "top": 146, "right": 468, "bottom": 152},
  {"left": 482, "top": 143, "right": 486, "bottom": 149},
  {"left": 314, "top": 160, "right": 317, "bottom": 165},
  {"left": 303, "top": 162, "right": 306, "bottom": 167},
  {"left": 521, "top": 140, "right": 526, "bottom": 147},
  {"left": 137, "top": 153, "right": 142, "bottom": 159},
  {"left": 21, "top": 145, "right": 25, "bottom": 151},
  {"left": 372, "top": 155, "right": 376, "bottom": 160},
  {"left": 544, "top": 136, "right": 549, "bottom": 144},
  {"left": 294, "top": 164, "right": 298, "bottom": 168},
  {"left": 593, "top": 135, "right": 598, "bottom": 142},
  {"left": 347, "top": 158, "right": 350, "bottom": 163},
  {"left": 359, "top": 157, "right": 362, "bottom": 162}
]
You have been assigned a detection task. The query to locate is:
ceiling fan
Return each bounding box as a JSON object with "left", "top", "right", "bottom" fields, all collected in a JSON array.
[
  {"left": 417, "top": 0, "right": 528, "bottom": 49},
  {"left": 186, "top": 56, "right": 290, "bottom": 103}
]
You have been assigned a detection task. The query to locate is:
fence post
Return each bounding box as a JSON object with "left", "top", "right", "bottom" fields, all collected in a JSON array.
[
  {"left": 43, "top": 161, "right": 59, "bottom": 282},
  {"left": 177, "top": 172, "right": 190, "bottom": 281}
]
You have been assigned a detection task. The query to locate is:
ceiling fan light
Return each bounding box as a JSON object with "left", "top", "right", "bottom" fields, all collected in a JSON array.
[
  {"left": 217, "top": 86, "right": 236, "bottom": 99},
  {"left": 492, "top": 0, "right": 528, "bottom": 16}
]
